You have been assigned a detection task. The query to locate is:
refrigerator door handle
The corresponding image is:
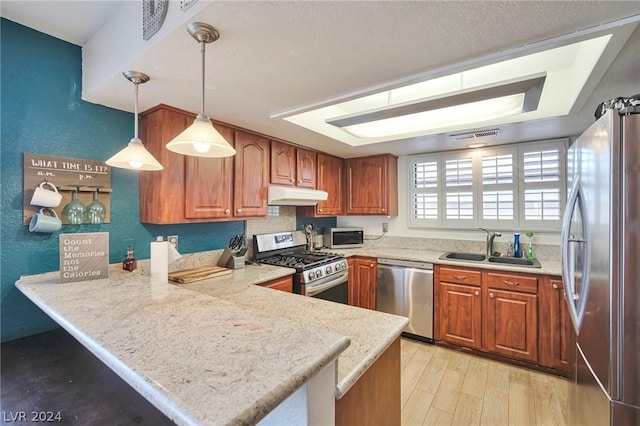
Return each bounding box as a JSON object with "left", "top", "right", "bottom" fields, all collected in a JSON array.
[{"left": 561, "top": 176, "right": 591, "bottom": 333}]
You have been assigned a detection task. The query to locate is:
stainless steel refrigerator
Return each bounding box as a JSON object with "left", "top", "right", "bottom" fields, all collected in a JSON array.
[{"left": 562, "top": 107, "right": 639, "bottom": 425}]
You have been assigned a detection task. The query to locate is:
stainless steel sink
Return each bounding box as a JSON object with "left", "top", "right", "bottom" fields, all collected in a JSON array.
[
  {"left": 488, "top": 256, "right": 541, "bottom": 268},
  {"left": 439, "top": 252, "right": 541, "bottom": 268},
  {"left": 440, "top": 252, "right": 486, "bottom": 262}
]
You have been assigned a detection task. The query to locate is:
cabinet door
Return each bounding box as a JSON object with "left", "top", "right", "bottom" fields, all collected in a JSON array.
[
  {"left": 316, "top": 154, "right": 344, "bottom": 216},
  {"left": 234, "top": 131, "right": 269, "bottom": 217},
  {"left": 346, "top": 154, "right": 398, "bottom": 215},
  {"left": 270, "top": 140, "right": 296, "bottom": 186},
  {"left": 538, "top": 276, "right": 572, "bottom": 371},
  {"left": 296, "top": 147, "right": 316, "bottom": 188},
  {"left": 438, "top": 282, "right": 482, "bottom": 350},
  {"left": 347, "top": 258, "right": 357, "bottom": 306},
  {"left": 139, "top": 105, "right": 193, "bottom": 224},
  {"left": 185, "top": 125, "right": 234, "bottom": 219},
  {"left": 354, "top": 257, "right": 377, "bottom": 310},
  {"left": 554, "top": 280, "right": 571, "bottom": 369},
  {"left": 485, "top": 289, "right": 538, "bottom": 362}
]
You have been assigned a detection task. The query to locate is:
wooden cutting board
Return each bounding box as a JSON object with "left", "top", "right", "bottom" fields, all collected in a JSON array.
[{"left": 168, "top": 265, "right": 233, "bottom": 284}]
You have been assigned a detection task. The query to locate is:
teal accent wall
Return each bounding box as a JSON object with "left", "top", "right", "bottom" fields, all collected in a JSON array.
[{"left": 0, "top": 19, "right": 244, "bottom": 343}]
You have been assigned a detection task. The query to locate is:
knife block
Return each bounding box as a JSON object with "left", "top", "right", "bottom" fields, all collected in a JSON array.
[{"left": 217, "top": 247, "right": 245, "bottom": 269}]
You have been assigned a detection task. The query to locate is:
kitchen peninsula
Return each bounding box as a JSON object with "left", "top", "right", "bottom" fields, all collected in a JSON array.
[{"left": 15, "top": 264, "right": 408, "bottom": 426}]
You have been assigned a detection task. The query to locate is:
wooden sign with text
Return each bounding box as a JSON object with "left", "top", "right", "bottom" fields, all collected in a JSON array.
[
  {"left": 59, "top": 232, "right": 109, "bottom": 283},
  {"left": 23, "top": 153, "right": 112, "bottom": 225}
]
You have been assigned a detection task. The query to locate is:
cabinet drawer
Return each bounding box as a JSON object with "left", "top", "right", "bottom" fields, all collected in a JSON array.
[
  {"left": 486, "top": 272, "right": 537, "bottom": 294},
  {"left": 439, "top": 267, "right": 481, "bottom": 286}
]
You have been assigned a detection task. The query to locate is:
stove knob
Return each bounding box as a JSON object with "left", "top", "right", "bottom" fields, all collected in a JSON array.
[
  {"left": 308, "top": 271, "right": 316, "bottom": 280},
  {"left": 317, "top": 270, "right": 323, "bottom": 278},
  {"left": 335, "top": 263, "right": 342, "bottom": 271},
  {"left": 342, "top": 261, "right": 348, "bottom": 270},
  {"left": 326, "top": 265, "right": 333, "bottom": 274}
]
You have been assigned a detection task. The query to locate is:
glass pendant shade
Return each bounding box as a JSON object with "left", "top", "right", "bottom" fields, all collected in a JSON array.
[
  {"left": 106, "top": 70, "right": 163, "bottom": 171},
  {"left": 166, "top": 116, "right": 236, "bottom": 157},
  {"left": 166, "top": 22, "right": 236, "bottom": 158},
  {"left": 106, "top": 138, "right": 164, "bottom": 170}
]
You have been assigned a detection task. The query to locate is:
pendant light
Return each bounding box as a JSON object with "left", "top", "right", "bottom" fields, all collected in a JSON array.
[
  {"left": 166, "top": 22, "right": 236, "bottom": 157},
  {"left": 106, "top": 71, "right": 163, "bottom": 171}
]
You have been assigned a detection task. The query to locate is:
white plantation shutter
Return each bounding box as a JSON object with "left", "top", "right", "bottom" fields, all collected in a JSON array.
[
  {"left": 520, "top": 141, "right": 566, "bottom": 229},
  {"left": 408, "top": 139, "right": 566, "bottom": 230},
  {"left": 443, "top": 153, "right": 476, "bottom": 226},
  {"left": 480, "top": 148, "right": 517, "bottom": 226},
  {"left": 409, "top": 156, "right": 440, "bottom": 226}
]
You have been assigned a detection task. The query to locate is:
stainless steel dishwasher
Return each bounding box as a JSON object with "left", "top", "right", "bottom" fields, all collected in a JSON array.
[{"left": 377, "top": 258, "right": 433, "bottom": 341}]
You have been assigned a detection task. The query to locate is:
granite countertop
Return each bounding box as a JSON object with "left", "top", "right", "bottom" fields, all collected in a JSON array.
[
  {"left": 328, "top": 247, "right": 563, "bottom": 276},
  {"left": 15, "top": 268, "right": 352, "bottom": 426},
  {"left": 183, "top": 271, "right": 408, "bottom": 398}
]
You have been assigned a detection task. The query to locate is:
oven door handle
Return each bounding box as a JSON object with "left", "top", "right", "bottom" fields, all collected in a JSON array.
[{"left": 305, "top": 272, "right": 348, "bottom": 297}]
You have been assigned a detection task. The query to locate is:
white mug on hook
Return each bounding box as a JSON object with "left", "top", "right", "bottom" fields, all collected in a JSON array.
[{"left": 30, "top": 181, "right": 62, "bottom": 208}]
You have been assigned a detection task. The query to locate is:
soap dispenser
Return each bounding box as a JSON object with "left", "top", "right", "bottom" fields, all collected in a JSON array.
[{"left": 513, "top": 233, "right": 521, "bottom": 258}]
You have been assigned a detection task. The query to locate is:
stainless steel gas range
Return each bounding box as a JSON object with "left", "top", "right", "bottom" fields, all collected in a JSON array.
[{"left": 253, "top": 230, "right": 349, "bottom": 303}]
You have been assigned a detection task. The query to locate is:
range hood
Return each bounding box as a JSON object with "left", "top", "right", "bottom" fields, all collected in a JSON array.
[{"left": 267, "top": 185, "right": 328, "bottom": 206}]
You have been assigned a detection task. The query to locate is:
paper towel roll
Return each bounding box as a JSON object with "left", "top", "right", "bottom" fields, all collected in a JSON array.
[{"left": 150, "top": 241, "right": 182, "bottom": 283}]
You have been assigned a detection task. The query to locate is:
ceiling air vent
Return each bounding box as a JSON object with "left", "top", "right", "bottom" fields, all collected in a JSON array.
[{"left": 450, "top": 129, "right": 501, "bottom": 140}]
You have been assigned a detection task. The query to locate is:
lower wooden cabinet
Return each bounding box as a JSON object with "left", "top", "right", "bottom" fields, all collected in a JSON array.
[
  {"left": 435, "top": 265, "right": 567, "bottom": 371},
  {"left": 438, "top": 282, "right": 482, "bottom": 350},
  {"left": 485, "top": 288, "right": 538, "bottom": 362},
  {"left": 539, "top": 276, "right": 572, "bottom": 370},
  {"left": 258, "top": 275, "right": 293, "bottom": 293},
  {"left": 348, "top": 257, "right": 377, "bottom": 310}
]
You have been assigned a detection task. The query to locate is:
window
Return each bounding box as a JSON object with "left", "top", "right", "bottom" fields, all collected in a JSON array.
[{"left": 409, "top": 139, "right": 567, "bottom": 230}]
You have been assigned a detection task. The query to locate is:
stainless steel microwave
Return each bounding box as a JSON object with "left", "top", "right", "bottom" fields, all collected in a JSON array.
[{"left": 324, "top": 227, "right": 364, "bottom": 249}]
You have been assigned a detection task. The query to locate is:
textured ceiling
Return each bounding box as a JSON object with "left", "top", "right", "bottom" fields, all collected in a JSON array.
[{"left": 2, "top": 1, "right": 640, "bottom": 157}]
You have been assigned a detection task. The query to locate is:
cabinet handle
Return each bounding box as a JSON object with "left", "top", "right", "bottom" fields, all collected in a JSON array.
[
  {"left": 453, "top": 275, "right": 467, "bottom": 280},
  {"left": 489, "top": 292, "right": 495, "bottom": 298},
  {"left": 503, "top": 280, "right": 519, "bottom": 286},
  {"left": 552, "top": 283, "right": 559, "bottom": 289},
  {"left": 370, "top": 264, "right": 374, "bottom": 268},
  {"left": 297, "top": 180, "right": 301, "bottom": 184},
  {"left": 474, "top": 290, "right": 480, "bottom": 296},
  {"left": 225, "top": 209, "right": 230, "bottom": 214},
  {"left": 382, "top": 208, "right": 386, "bottom": 212},
  {"left": 236, "top": 208, "right": 242, "bottom": 214},
  {"left": 318, "top": 208, "right": 322, "bottom": 212}
]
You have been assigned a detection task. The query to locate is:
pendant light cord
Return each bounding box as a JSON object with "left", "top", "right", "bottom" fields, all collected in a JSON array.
[
  {"left": 200, "top": 40, "right": 206, "bottom": 118},
  {"left": 134, "top": 80, "right": 139, "bottom": 139}
]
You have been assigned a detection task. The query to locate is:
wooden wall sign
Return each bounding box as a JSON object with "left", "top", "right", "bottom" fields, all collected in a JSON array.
[
  {"left": 59, "top": 232, "right": 109, "bottom": 283},
  {"left": 23, "top": 153, "right": 112, "bottom": 226}
]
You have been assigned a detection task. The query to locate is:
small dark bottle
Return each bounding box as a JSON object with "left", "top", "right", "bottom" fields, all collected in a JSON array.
[{"left": 123, "top": 246, "right": 137, "bottom": 272}]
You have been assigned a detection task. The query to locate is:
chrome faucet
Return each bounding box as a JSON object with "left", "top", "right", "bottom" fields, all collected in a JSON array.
[{"left": 479, "top": 228, "right": 502, "bottom": 258}]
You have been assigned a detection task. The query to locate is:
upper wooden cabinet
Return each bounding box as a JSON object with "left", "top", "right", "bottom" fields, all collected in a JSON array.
[
  {"left": 139, "top": 105, "right": 268, "bottom": 224},
  {"left": 234, "top": 130, "right": 270, "bottom": 217},
  {"left": 345, "top": 154, "right": 398, "bottom": 216},
  {"left": 270, "top": 140, "right": 316, "bottom": 188},
  {"left": 298, "top": 153, "right": 345, "bottom": 217},
  {"left": 184, "top": 125, "right": 234, "bottom": 219}
]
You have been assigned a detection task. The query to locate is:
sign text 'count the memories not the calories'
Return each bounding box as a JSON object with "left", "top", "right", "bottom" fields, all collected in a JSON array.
[{"left": 59, "top": 232, "right": 109, "bottom": 283}]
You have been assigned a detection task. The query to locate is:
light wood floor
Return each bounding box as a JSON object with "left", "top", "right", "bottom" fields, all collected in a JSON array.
[{"left": 400, "top": 338, "right": 569, "bottom": 426}]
